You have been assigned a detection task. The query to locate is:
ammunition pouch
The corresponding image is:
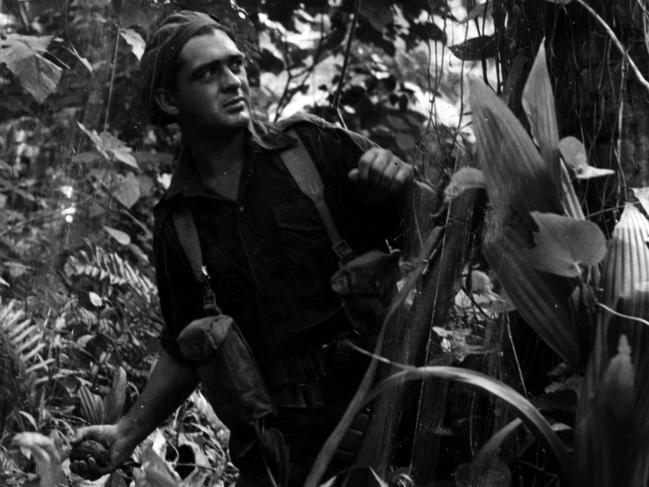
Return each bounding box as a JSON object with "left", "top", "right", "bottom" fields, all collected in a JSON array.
[
  {"left": 330, "top": 249, "right": 401, "bottom": 335},
  {"left": 176, "top": 315, "right": 276, "bottom": 436}
]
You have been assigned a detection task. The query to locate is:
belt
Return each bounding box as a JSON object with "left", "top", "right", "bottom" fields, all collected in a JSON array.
[{"left": 266, "top": 346, "right": 335, "bottom": 409}]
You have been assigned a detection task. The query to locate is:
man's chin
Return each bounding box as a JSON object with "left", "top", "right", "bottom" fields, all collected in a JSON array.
[{"left": 188, "top": 113, "right": 250, "bottom": 134}]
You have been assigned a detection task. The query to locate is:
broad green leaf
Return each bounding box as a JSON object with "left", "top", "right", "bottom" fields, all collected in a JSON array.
[
  {"left": 449, "top": 35, "right": 496, "bottom": 60},
  {"left": 77, "top": 123, "right": 139, "bottom": 169},
  {"left": 444, "top": 167, "right": 486, "bottom": 201},
  {"left": 0, "top": 35, "right": 62, "bottom": 103},
  {"left": 103, "top": 225, "right": 131, "bottom": 245},
  {"left": 77, "top": 123, "right": 109, "bottom": 159},
  {"left": 359, "top": 0, "right": 394, "bottom": 31},
  {"left": 100, "top": 132, "right": 138, "bottom": 169},
  {"left": 119, "top": 28, "right": 145, "bottom": 60},
  {"left": 522, "top": 41, "right": 561, "bottom": 190},
  {"left": 526, "top": 212, "right": 607, "bottom": 277},
  {"left": 469, "top": 77, "right": 562, "bottom": 234},
  {"left": 484, "top": 232, "right": 580, "bottom": 364},
  {"left": 559, "top": 136, "right": 614, "bottom": 179},
  {"left": 112, "top": 172, "right": 141, "bottom": 208}
]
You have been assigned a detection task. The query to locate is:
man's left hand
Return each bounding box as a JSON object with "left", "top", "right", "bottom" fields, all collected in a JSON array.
[{"left": 348, "top": 147, "right": 414, "bottom": 193}]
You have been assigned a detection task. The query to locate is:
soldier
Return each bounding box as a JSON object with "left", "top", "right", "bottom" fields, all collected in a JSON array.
[{"left": 71, "top": 10, "right": 434, "bottom": 486}]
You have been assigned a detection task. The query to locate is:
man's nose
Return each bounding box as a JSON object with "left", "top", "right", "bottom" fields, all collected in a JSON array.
[{"left": 221, "top": 68, "right": 242, "bottom": 90}]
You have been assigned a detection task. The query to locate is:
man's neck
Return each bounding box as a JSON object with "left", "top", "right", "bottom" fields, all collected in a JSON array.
[
  {"left": 181, "top": 125, "right": 247, "bottom": 200},
  {"left": 183, "top": 126, "right": 247, "bottom": 177}
]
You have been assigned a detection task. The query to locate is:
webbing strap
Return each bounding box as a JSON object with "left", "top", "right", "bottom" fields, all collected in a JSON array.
[
  {"left": 279, "top": 130, "right": 355, "bottom": 263},
  {"left": 172, "top": 206, "right": 220, "bottom": 315}
]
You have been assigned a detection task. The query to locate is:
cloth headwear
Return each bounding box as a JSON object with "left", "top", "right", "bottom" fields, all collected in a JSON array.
[{"left": 140, "top": 10, "right": 226, "bottom": 125}]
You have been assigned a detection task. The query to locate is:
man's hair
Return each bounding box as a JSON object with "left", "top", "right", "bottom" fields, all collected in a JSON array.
[{"left": 140, "top": 10, "right": 235, "bottom": 125}]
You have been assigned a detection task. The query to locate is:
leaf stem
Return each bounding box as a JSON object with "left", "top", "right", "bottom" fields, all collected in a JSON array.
[
  {"left": 597, "top": 302, "right": 649, "bottom": 327},
  {"left": 332, "top": 0, "right": 362, "bottom": 128},
  {"left": 103, "top": 24, "right": 121, "bottom": 133}
]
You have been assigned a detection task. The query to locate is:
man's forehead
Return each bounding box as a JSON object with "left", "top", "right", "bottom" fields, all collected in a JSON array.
[{"left": 179, "top": 30, "right": 242, "bottom": 68}]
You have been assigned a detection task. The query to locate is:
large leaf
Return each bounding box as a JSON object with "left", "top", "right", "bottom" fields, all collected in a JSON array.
[
  {"left": 525, "top": 212, "right": 607, "bottom": 277},
  {"left": 469, "top": 77, "right": 562, "bottom": 235},
  {"left": 444, "top": 167, "right": 486, "bottom": 201},
  {"left": 601, "top": 204, "right": 649, "bottom": 307},
  {"left": 559, "top": 136, "right": 614, "bottom": 179},
  {"left": 577, "top": 204, "right": 649, "bottom": 486},
  {"left": 78, "top": 123, "right": 139, "bottom": 169},
  {"left": 359, "top": 0, "right": 394, "bottom": 31},
  {"left": 112, "top": 172, "right": 141, "bottom": 209},
  {"left": 0, "top": 35, "right": 62, "bottom": 103},
  {"left": 522, "top": 42, "right": 561, "bottom": 190},
  {"left": 484, "top": 232, "right": 580, "bottom": 364},
  {"left": 449, "top": 35, "right": 496, "bottom": 60},
  {"left": 119, "top": 28, "right": 145, "bottom": 60}
]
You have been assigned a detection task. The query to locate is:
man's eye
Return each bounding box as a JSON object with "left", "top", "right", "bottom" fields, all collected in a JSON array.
[
  {"left": 230, "top": 59, "right": 243, "bottom": 73},
  {"left": 199, "top": 67, "right": 218, "bottom": 78}
]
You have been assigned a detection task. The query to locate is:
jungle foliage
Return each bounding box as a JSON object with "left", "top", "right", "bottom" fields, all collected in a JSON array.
[{"left": 0, "top": 0, "right": 648, "bottom": 486}]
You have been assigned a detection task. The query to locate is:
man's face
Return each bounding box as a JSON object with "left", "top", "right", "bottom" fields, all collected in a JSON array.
[{"left": 172, "top": 30, "right": 250, "bottom": 132}]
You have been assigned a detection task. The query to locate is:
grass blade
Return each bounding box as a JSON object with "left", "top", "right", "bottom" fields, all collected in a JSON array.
[{"left": 359, "top": 357, "right": 571, "bottom": 482}]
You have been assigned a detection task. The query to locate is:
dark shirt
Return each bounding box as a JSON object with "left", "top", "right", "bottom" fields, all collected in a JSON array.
[{"left": 153, "top": 113, "right": 403, "bottom": 370}]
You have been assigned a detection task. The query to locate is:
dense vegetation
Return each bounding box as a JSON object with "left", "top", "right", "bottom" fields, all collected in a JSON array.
[{"left": 1, "top": 1, "right": 648, "bottom": 486}]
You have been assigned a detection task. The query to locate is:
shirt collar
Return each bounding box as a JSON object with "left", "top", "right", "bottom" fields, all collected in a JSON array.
[{"left": 158, "top": 119, "right": 297, "bottom": 204}]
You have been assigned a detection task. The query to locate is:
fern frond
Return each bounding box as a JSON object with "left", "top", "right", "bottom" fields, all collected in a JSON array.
[
  {"left": 64, "top": 245, "right": 157, "bottom": 305},
  {"left": 0, "top": 300, "right": 45, "bottom": 432}
]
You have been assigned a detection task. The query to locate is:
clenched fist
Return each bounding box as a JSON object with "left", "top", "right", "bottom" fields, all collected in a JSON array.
[
  {"left": 70, "top": 423, "right": 134, "bottom": 480},
  {"left": 348, "top": 147, "right": 415, "bottom": 193}
]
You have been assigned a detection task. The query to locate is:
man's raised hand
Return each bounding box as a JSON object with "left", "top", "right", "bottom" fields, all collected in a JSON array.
[{"left": 348, "top": 147, "right": 415, "bottom": 193}]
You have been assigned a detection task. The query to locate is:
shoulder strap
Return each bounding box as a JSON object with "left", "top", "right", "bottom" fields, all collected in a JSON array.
[
  {"left": 279, "top": 129, "right": 355, "bottom": 263},
  {"left": 172, "top": 206, "right": 221, "bottom": 315}
]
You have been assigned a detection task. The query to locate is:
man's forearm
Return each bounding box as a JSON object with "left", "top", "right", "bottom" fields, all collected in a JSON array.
[{"left": 117, "top": 350, "right": 199, "bottom": 445}]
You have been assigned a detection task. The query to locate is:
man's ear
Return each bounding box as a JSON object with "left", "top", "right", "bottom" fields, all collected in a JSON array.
[{"left": 153, "top": 88, "right": 179, "bottom": 118}]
